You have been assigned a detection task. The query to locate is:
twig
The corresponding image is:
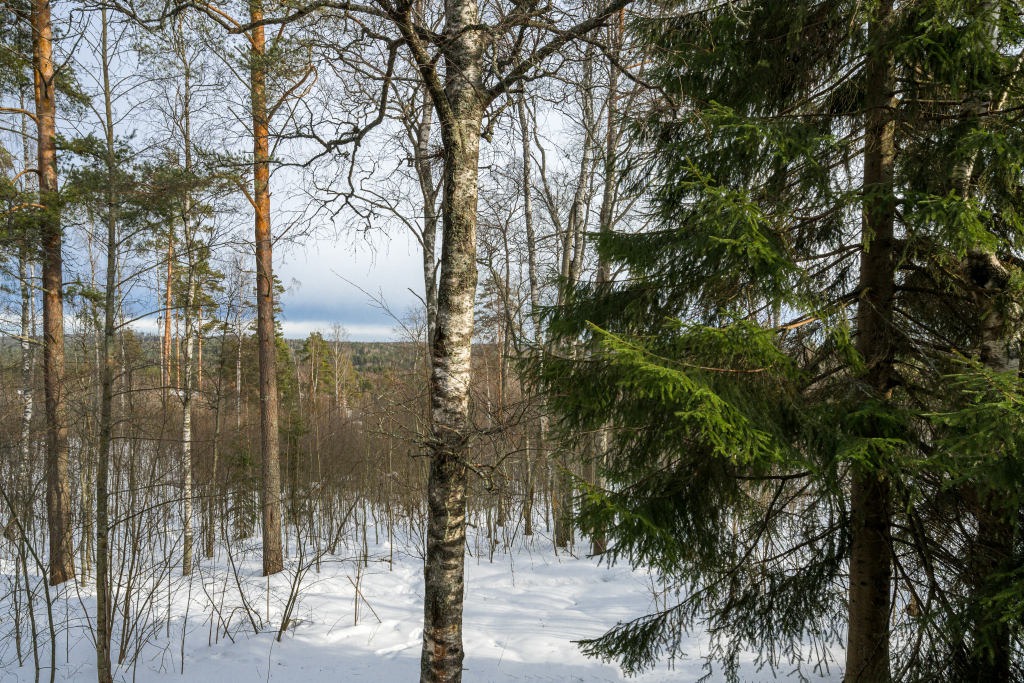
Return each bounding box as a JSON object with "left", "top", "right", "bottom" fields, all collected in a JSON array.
[
  {"left": 346, "top": 575, "right": 381, "bottom": 624},
  {"left": 497, "top": 635, "right": 510, "bottom": 667}
]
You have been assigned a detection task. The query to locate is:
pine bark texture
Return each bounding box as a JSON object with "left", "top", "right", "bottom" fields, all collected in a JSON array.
[
  {"left": 845, "top": 3, "right": 896, "bottom": 681},
  {"left": 251, "top": 6, "right": 284, "bottom": 577},
  {"left": 35, "top": 0, "right": 74, "bottom": 586}
]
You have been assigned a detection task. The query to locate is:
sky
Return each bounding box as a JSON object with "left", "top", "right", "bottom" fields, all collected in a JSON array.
[
  {"left": 275, "top": 228, "right": 426, "bottom": 342},
  {"left": 0, "top": 8, "right": 580, "bottom": 346},
  {"left": 113, "top": 218, "right": 427, "bottom": 343},
  {"left": 33, "top": 10, "right": 431, "bottom": 344}
]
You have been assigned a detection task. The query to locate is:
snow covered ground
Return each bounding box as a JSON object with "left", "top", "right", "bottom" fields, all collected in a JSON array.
[{"left": 0, "top": 529, "right": 842, "bottom": 682}]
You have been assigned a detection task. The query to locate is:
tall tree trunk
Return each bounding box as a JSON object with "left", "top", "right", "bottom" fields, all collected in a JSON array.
[
  {"left": 18, "top": 105, "right": 35, "bottom": 529},
  {"left": 197, "top": 306, "right": 203, "bottom": 391},
  {"left": 236, "top": 284, "right": 244, "bottom": 429},
  {"left": 596, "top": 38, "right": 619, "bottom": 287},
  {"left": 517, "top": 90, "right": 539, "bottom": 537},
  {"left": 19, "top": 245, "right": 34, "bottom": 524},
  {"left": 517, "top": 92, "right": 540, "bottom": 337},
  {"left": 95, "top": 11, "right": 118, "bottom": 680},
  {"left": 181, "top": 208, "right": 197, "bottom": 576},
  {"left": 953, "top": 5, "right": 1016, "bottom": 680},
  {"left": 553, "top": 51, "right": 597, "bottom": 550},
  {"left": 206, "top": 390, "right": 222, "bottom": 558},
  {"left": 181, "top": 269, "right": 196, "bottom": 576},
  {"left": 164, "top": 231, "right": 174, "bottom": 401},
  {"left": 566, "top": 46, "right": 596, "bottom": 289},
  {"left": 206, "top": 310, "right": 231, "bottom": 558},
  {"left": 35, "top": 0, "right": 74, "bottom": 586},
  {"left": 415, "top": 90, "right": 440, "bottom": 345},
  {"left": 553, "top": 455, "right": 571, "bottom": 548},
  {"left": 179, "top": 42, "right": 197, "bottom": 577},
  {"left": 251, "top": 3, "right": 284, "bottom": 576},
  {"left": 590, "top": 37, "right": 620, "bottom": 556},
  {"left": 406, "top": 0, "right": 484, "bottom": 676},
  {"left": 86, "top": 210, "right": 101, "bottom": 586},
  {"left": 845, "top": 3, "right": 896, "bottom": 681},
  {"left": 175, "top": 310, "right": 180, "bottom": 387}
]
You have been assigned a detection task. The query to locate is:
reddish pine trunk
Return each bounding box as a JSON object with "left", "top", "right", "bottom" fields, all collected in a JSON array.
[
  {"left": 251, "top": 6, "right": 284, "bottom": 576},
  {"left": 35, "top": 0, "right": 74, "bottom": 586}
]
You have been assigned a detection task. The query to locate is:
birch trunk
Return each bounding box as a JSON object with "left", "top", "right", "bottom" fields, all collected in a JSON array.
[
  {"left": 391, "top": 0, "right": 632, "bottom": 676},
  {"left": 566, "top": 47, "right": 596, "bottom": 289},
  {"left": 236, "top": 292, "right": 243, "bottom": 428},
  {"left": 18, "top": 247, "right": 33, "bottom": 523},
  {"left": 18, "top": 106, "right": 34, "bottom": 528},
  {"left": 95, "top": 11, "right": 119, "bottom": 679},
  {"left": 415, "top": 91, "right": 440, "bottom": 345},
  {"left": 206, "top": 395, "right": 221, "bottom": 558},
  {"left": 953, "top": 5, "right": 1017, "bottom": 680},
  {"left": 518, "top": 93, "right": 540, "bottom": 335},
  {"left": 181, "top": 206, "right": 197, "bottom": 576},
  {"left": 590, "top": 35, "right": 621, "bottom": 556},
  {"left": 554, "top": 52, "right": 597, "bottom": 549},
  {"left": 178, "top": 32, "right": 198, "bottom": 576},
  {"left": 412, "top": 0, "right": 484, "bottom": 676},
  {"left": 517, "top": 91, "right": 539, "bottom": 537}
]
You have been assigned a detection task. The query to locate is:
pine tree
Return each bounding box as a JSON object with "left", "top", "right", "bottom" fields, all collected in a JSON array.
[{"left": 534, "top": 1, "right": 1024, "bottom": 680}]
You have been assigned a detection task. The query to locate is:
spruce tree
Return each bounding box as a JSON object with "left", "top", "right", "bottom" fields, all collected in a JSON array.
[{"left": 534, "top": 1, "right": 1024, "bottom": 680}]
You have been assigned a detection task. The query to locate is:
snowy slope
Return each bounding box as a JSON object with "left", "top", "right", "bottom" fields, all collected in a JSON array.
[{"left": 1, "top": 533, "right": 841, "bottom": 683}]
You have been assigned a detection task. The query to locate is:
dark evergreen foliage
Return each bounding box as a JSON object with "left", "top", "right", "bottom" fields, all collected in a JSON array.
[{"left": 533, "top": 1, "right": 1024, "bottom": 680}]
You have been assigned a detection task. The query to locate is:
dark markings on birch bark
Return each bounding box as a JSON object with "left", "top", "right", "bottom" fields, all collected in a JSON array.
[
  {"left": 389, "top": 0, "right": 634, "bottom": 677},
  {"left": 413, "top": 0, "right": 483, "bottom": 676}
]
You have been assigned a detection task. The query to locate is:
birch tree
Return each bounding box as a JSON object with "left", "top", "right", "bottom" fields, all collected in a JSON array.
[{"left": 290, "top": 0, "right": 634, "bottom": 677}]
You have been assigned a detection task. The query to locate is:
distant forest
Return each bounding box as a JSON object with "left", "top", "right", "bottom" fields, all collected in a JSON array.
[{"left": 0, "top": 335, "right": 419, "bottom": 375}]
